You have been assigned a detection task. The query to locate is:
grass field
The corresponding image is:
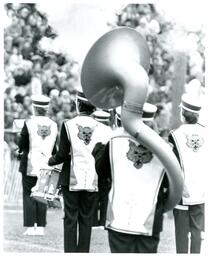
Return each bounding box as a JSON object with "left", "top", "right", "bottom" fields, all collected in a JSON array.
[{"left": 3, "top": 204, "right": 207, "bottom": 253}]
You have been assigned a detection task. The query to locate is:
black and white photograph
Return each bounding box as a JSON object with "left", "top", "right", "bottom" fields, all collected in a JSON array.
[{"left": 2, "top": 0, "right": 207, "bottom": 254}]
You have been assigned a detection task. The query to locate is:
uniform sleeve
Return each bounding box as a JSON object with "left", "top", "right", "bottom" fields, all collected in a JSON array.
[
  {"left": 48, "top": 122, "right": 71, "bottom": 165},
  {"left": 93, "top": 142, "right": 112, "bottom": 192},
  {"left": 92, "top": 142, "right": 106, "bottom": 170},
  {"left": 94, "top": 142, "right": 111, "bottom": 180},
  {"left": 168, "top": 132, "right": 181, "bottom": 165},
  {"left": 168, "top": 131, "right": 183, "bottom": 205},
  {"left": 18, "top": 122, "right": 29, "bottom": 153}
]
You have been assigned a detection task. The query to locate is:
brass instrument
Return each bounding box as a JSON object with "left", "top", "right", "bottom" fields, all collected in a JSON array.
[{"left": 81, "top": 27, "right": 184, "bottom": 212}]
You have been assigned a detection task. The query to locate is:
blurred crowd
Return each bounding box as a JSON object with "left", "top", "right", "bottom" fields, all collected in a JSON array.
[
  {"left": 4, "top": 3, "right": 205, "bottom": 144},
  {"left": 4, "top": 3, "right": 79, "bottom": 132}
]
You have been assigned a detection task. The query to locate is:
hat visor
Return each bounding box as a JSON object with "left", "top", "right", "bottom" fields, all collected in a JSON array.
[
  {"left": 142, "top": 117, "right": 154, "bottom": 121},
  {"left": 94, "top": 117, "right": 109, "bottom": 122}
]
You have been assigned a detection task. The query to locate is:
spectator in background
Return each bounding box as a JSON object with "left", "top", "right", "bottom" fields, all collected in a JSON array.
[
  {"left": 13, "top": 66, "right": 32, "bottom": 87},
  {"left": 7, "top": 15, "right": 22, "bottom": 41},
  {"left": 30, "top": 72, "right": 42, "bottom": 95},
  {"left": 9, "top": 47, "right": 23, "bottom": 71},
  {"left": 61, "top": 103, "right": 73, "bottom": 119},
  {"left": 31, "top": 55, "right": 42, "bottom": 73},
  {"left": 18, "top": 94, "right": 58, "bottom": 236},
  {"left": 4, "top": 35, "right": 13, "bottom": 54},
  {"left": 21, "top": 39, "right": 33, "bottom": 59},
  {"left": 22, "top": 95, "right": 33, "bottom": 113},
  {"left": 60, "top": 90, "right": 71, "bottom": 104},
  {"left": 49, "top": 88, "right": 59, "bottom": 98},
  {"left": 18, "top": 5, "right": 31, "bottom": 20},
  {"left": 169, "top": 93, "right": 206, "bottom": 253},
  {"left": 4, "top": 97, "right": 12, "bottom": 115}
]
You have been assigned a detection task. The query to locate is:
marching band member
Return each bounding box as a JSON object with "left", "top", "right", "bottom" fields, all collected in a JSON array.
[
  {"left": 48, "top": 90, "right": 111, "bottom": 252},
  {"left": 18, "top": 94, "right": 58, "bottom": 236},
  {"left": 169, "top": 93, "right": 206, "bottom": 253},
  {"left": 95, "top": 103, "right": 169, "bottom": 253}
]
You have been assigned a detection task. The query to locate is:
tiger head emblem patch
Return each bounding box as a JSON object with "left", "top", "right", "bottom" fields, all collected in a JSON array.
[
  {"left": 126, "top": 140, "right": 153, "bottom": 169},
  {"left": 37, "top": 125, "right": 51, "bottom": 139},
  {"left": 186, "top": 134, "right": 204, "bottom": 152},
  {"left": 77, "top": 124, "right": 95, "bottom": 145}
]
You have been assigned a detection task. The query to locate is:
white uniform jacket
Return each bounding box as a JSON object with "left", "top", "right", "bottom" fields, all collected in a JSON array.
[
  {"left": 26, "top": 116, "right": 58, "bottom": 176},
  {"left": 170, "top": 123, "right": 207, "bottom": 205},
  {"left": 106, "top": 128, "right": 165, "bottom": 236},
  {"left": 65, "top": 115, "right": 112, "bottom": 192}
]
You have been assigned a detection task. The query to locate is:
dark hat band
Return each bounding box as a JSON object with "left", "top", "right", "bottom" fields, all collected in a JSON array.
[
  {"left": 93, "top": 115, "right": 110, "bottom": 120},
  {"left": 182, "top": 100, "right": 201, "bottom": 112},
  {"left": 142, "top": 111, "right": 155, "bottom": 119}
]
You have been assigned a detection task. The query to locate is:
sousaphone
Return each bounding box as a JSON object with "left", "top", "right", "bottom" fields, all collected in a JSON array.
[{"left": 81, "top": 27, "right": 184, "bottom": 211}]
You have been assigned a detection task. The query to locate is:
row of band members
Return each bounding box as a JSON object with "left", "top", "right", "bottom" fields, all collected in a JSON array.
[{"left": 17, "top": 91, "right": 205, "bottom": 253}]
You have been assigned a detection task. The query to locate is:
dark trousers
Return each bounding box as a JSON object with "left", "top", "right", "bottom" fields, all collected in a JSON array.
[
  {"left": 108, "top": 229, "right": 160, "bottom": 253},
  {"left": 99, "top": 187, "right": 109, "bottom": 226},
  {"left": 93, "top": 187, "right": 109, "bottom": 226},
  {"left": 22, "top": 174, "right": 47, "bottom": 227},
  {"left": 62, "top": 186, "right": 98, "bottom": 253},
  {"left": 173, "top": 204, "right": 204, "bottom": 253}
]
